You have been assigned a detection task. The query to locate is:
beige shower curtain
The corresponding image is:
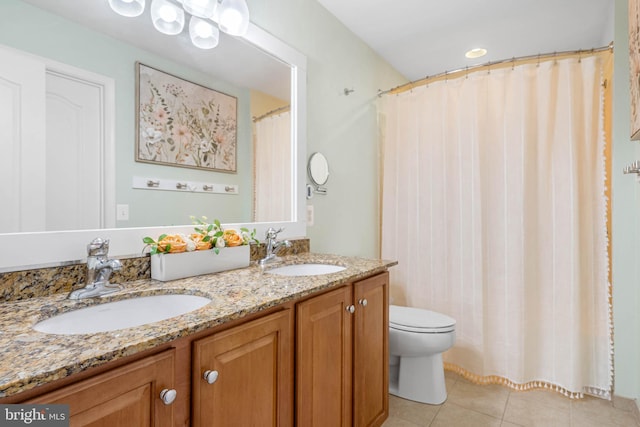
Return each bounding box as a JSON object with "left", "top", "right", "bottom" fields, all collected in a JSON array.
[
  {"left": 254, "top": 110, "right": 291, "bottom": 222},
  {"left": 379, "top": 51, "right": 613, "bottom": 398}
]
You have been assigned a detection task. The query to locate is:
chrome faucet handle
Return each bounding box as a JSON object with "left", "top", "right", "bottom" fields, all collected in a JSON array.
[
  {"left": 265, "top": 227, "right": 284, "bottom": 239},
  {"left": 87, "top": 237, "right": 110, "bottom": 257}
]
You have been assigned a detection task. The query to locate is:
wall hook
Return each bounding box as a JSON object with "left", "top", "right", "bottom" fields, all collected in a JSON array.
[{"left": 344, "top": 88, "right": 355, "bottom": 96}]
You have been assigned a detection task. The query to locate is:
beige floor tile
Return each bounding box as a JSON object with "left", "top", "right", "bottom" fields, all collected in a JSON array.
[
  {"left": 388, "top": 394, "right": 441, "bottom": 427},
  {"left": 430, "top": 402, "right": 502, "bottom": 427},
  {"left": 503, "top": 389, "right": 572, "bottom": 427},
  {"left": 382, "top": 415, "right": 422, "bottom": 427},
  {"left": 447, "top": 379, "right": 510, "bottom": 418},
  {"left": 444, "top": 370, "right": 460, "bottom": 393},
  {"left": 571, "top": 396, "right": 640, "bottom": 427},
  {"left": 384, "top": 386, "right": 638, "bottom": 427}
]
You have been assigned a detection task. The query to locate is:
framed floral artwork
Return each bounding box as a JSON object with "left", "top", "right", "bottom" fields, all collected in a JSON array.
[
  {"left": 630, "top": 0, "right": 640, "bottom": 140},
  {"left": 135, "top": 62, "right": 238, "bottom": 172}
]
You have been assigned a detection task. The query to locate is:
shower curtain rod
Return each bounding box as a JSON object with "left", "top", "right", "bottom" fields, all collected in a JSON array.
[
  {"left": 377, "top": 42, "right": 613, "bottom": 97},
  {"left": 252, "top": 105, "right": 290, "bottom": 122}
]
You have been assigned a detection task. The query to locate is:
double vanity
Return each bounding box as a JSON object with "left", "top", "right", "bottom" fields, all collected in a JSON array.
[{"left": 0, "top": 252, "right": 395, "bottom": 426}]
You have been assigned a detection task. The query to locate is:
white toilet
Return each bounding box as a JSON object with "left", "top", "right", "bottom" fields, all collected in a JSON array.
[{"left": 389, "top": 305, "right": 456, "bottom": 404}]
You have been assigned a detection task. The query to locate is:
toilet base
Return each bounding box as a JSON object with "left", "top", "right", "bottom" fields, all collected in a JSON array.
[{"left": 389, "top": 353, "right": 447, "bottom": 405}]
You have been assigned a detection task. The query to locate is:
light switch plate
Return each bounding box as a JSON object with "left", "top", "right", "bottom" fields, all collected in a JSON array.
[
  {"left": 307, "top": 205, "right": 314, "bottom": 226},
  {"left": 116, "top": 204, "right": 129, "bottom": 221}
]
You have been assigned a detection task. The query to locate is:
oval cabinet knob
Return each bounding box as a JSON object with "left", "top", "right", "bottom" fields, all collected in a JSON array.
[
  {"left": 203, "top": 370, "right": 219, "bottom": 384},
  {"left": 159, "top": 388, "right": 177, "bottom": 405},
  {"left": 346, "top": 305, "right": 355, "bottom": 314},
  {"left": 359, "top": 298, "right": 368, "bottom": 307}
]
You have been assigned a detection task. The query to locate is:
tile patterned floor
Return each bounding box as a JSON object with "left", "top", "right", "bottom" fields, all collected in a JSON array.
[{"left": 383, "top": 371, "right": 640, "bottom": 427}]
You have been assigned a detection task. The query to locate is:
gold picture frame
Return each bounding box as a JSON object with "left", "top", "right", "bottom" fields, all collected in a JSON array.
[
  {"left": 135, "top": 62, "right": 238, "bottom": 172},
  {"left": 630, "top": 0, "right": 640, "bottom": 140}
]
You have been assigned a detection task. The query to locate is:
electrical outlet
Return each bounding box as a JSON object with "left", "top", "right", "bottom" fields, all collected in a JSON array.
[
  {"left": 307, "top": 205, "right": 314, "bottom": 226},
  {"left": 116, "top": 204, "right": 129, "bottom": 221}
]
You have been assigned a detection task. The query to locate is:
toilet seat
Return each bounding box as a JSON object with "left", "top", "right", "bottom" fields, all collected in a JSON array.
[{"left": 389, "top": 305, "right": 456, "bottom": 333}]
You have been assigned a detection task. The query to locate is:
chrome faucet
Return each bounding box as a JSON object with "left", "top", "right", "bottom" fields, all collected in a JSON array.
[
  {"left": 68, "top": 238, "right": 122, "bottom": 300},
  {"left": 259, "top": 228, "right": 291, "bottom": 266}
]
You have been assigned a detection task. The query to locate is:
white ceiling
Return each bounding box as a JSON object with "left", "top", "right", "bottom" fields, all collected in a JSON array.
[{"left": 317, "top": 0, "right": 614, "bottom": 81}]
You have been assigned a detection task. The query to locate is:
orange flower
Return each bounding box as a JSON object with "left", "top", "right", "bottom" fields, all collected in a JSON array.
[
  {"left": 223, "top": 229, "right": 243, "bottom": 247},
  {"left": 157, "top": 234, "right": 187, "bottom": 253},
  {"left": 190, "top": 233, "right": 212, "bottom": 251}
]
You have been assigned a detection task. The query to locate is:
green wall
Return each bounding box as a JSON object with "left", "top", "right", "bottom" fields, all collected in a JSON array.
[
  {"left": 612, "top": 0, "right": 640, "bottom": 403},
  {"left": 247, "top": 0, "right": 407, "bottom": 258}
]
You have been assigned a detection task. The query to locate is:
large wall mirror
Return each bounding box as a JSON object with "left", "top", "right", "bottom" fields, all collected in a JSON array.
[{"left": 0, "top": 0, "right": 307, "bottom": 269}]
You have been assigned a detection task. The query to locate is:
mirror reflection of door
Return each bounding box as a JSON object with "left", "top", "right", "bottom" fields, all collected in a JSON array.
[
  {"left": 0, "top": 46, "right": 114, "bottom": 232},
  {"left": 253, "top": 91, "right": 291, "bottom": 222}
]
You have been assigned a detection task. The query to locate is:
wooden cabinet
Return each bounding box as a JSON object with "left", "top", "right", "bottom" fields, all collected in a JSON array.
[
  {"left": 353, "top": 272, "right": 389, "bottom": 427},
  {"left": 192, "top": 309, "right": 293, "bottom": 427},
  {"left": 15, "top": 271, "right": 388, "bottom": 427},
  {"left": 296, "top": 272, "right": 389, "bottom": 427},
  {"left": 26, "top": 349, "right": 177, "bottom": 427},
  {"left": 296, "top": 285, "right": 353, "bottom": 426}
]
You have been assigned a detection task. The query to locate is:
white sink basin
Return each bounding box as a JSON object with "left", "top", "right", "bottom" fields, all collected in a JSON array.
[
  {"left": 266, "top": 263, "right": 346, "bottom": 276},
  {"left": 33, "top": 294, "right": 211, "bottom": 335}
]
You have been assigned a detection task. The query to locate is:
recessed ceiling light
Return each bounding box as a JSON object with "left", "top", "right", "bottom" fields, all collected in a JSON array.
[{"left": 465, "top": 48, "right": 487, "bottom": 59}]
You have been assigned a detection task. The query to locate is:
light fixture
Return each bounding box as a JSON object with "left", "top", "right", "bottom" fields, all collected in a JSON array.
[
  {"left": 151, "top": 0, "right": 185, "bottom": 35},
  {"left": 108, "top": 0, "right": 145, "bottom": 17},
  {"left": 107, "top": 0, "right": 250, "bottom": 49},
  {"left": 217, "top": 0, "right": 250, "bottom": 36},
  {"left": 182, "top": 0, "right": 217, "bottom": 19},
  {"left": 465, "top": 48, "right": 487, "bottom": 59},
  {"left": 189, "top": 16, "right": 220, "bottom": 49}
]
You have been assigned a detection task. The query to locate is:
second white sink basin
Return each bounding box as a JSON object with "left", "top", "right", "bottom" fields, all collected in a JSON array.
[
  {"left": 266, "top": 263, "right": 346, "bottom": 276},
  {"left": 33, "top": 294, "right": 211, "bottom": 335}
]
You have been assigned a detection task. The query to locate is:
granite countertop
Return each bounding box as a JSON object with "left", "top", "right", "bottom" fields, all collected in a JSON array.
[{"left": 0, "top": 253, "right": 396, "bottom": 398}]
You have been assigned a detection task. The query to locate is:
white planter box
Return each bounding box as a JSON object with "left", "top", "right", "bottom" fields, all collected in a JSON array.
[{"left": 151, "top": 245, "right": 250, "bottom": 282}]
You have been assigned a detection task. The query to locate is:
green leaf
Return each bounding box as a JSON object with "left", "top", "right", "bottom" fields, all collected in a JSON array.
[
  {"left": 158, "top": 234, "right": 168, "bottom": 241},
  {"left": 143, "top": 237, "right": 156, "bottom": 244}
]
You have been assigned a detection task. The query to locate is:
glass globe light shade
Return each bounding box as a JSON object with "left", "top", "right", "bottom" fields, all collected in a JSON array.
[
  {"left": 189, "top": 16, "right": 220, "bottom": 49},
  {"left": 182, "top": 0, "right": 217, "bottom": 19},
  {"left": 151, "top": 0, "right": 185, "bottom": 35},
  {"left": 217, "top": 0, "right": 250, "bottom": 36},
  {"left": 108, "top": 0, "right": 145, "bottom": 17}
]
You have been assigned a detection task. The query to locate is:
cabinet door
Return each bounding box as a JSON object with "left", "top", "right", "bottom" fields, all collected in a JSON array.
[
  {"left": 26, "top": 350, "right": 176, "bottom": 427},
  {"left": 353, "top": 272, "right": 389, "bottom": 427},
  {"left": 192, "top": 309, "right": 293, "bottom": 427},
  {"left": 296, "top": 286, "right": 353, "bottom": 427}
]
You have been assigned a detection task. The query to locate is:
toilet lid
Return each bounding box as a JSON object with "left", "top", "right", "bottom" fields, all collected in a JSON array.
[{"left": 389, "top": 305, "right": 456, "bottom": 333}]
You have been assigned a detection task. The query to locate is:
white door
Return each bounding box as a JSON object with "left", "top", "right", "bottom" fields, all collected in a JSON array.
[
  {"left": 0, "top": 45, "right": 114, "bottom": 233},
  {"left": 0, "top": 46, "right": 47, "bottom": 233},
  {"left": 45, "top": 70, "right": 106, "bottom": 231}
]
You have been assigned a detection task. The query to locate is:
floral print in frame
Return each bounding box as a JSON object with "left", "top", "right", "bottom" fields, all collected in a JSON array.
[{"left": 136, "top": 63, "right": 238, "bottom": 172}]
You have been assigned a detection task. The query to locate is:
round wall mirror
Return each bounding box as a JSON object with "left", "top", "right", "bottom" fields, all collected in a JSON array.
[{"left": 308, "top": 152, "right": 329, "bottom": 193}]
